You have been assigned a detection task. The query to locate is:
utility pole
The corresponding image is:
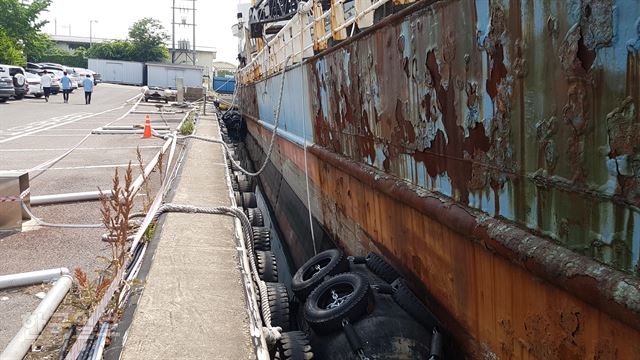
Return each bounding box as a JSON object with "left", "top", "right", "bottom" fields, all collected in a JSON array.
[
  {"left": 89, "top": 20, "right": 98, "bottom": 46},
  {"left": 172, "top": 0, "right": 176, "bottom": 63},
  {"left": 171, "top": 0, "right": 196, "bottom": 65},
  {"left": 192, "top": 0, "right": 196, "bottom": 66}
]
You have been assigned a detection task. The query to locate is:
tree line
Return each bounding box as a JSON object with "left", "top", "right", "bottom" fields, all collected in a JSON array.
[{"left": 0, "top": 0, "right": 170, "bottom": 66}]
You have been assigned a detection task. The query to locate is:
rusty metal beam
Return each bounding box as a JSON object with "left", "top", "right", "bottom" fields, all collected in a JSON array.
[{"left": 307, "top": 144, "right": 640, "bottom": 332}]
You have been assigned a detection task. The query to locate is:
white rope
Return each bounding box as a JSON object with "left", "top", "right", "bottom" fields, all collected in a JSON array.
[
  {"left": 21, "top": 202, "right": 104, "bottom": 229},
  {"left": 298, "top": 12, "right": 318, "bottom": 255},
  {"left": 214, "top": 55, "right": 292, "bottom": 177}
]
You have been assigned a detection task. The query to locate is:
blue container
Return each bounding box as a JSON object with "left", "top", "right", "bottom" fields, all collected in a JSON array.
[{"left": 213, "top": 76, "right": 236, "bottom": 94}]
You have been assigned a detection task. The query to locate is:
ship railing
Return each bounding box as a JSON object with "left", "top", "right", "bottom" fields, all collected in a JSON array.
[{"left": 240, "top": 0, "right": 418, "bottom": 84}]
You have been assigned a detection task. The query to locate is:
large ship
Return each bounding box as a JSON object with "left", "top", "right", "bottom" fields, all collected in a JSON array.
[{"left": 234, "top": 0, "right": 640, "bottom": 358}]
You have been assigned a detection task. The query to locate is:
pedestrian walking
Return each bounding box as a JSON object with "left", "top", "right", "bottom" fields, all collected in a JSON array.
[
  {"left": 83, "top": 74, "right": 93, "bottom": 104},
  {"left": 61, "top": 71, "right": 71, "bottom": 103},
  {"left": 41, "top": 70, "right": 52, "bottom": 102}
]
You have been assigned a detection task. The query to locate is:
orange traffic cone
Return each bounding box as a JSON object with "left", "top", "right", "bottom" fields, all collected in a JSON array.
[{"left": 142, "top": 115, "right": 152, "bottom": 138}]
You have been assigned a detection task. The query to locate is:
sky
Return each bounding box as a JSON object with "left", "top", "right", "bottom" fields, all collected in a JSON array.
[{"left": 40, "top": 0, "right": 248, "bottom": 64}]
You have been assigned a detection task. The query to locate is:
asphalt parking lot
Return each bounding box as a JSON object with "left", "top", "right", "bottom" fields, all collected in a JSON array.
[{"left": 0, "top": 83, "right": 189, "bottom": 349}]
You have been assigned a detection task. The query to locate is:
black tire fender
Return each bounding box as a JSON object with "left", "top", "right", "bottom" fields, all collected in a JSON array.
[
  {"left": 246, "top": 208, "right": 264, "bottom": 227},
  {"left": 238, "top": 179, "right": 254, "bottom": 193},
  {"left": 365, "top": 252, "right": 401, "bottom": 283},
  {"left": 274, "top": 331, "right": 314, "bottom": 360},
  {"left": 391, "top": 278, "right": 440, "bottom": 331},
  {"left": 256, "top": 250, "right": 278, "bottom": 282},
  {"left": 291, "top": 249, "right": 349, "bottom": 300},
  {"left": 242, "top": 192, "right": 257, "bottom": 208},
  {"left": 266, "top": 282, "right": 290, "bottom": 332},
  {"left": 303, "top": 272, "right": 371, "bottom": 335},
  {"left": 252, "top": 226, "right": 271, "bottom": 251}
]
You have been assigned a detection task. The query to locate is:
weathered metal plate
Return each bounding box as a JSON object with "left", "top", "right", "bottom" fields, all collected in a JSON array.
[{"left": 304, "top": 0, "right": 640, "bottom": 275}]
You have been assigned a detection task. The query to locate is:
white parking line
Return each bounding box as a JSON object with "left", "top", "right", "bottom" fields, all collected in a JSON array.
[
  {"left": 16, "top": 163, "right": 136, "bottom": 171},
  {"left": 0, "top": 146, "right": 163, "bottom": 152},
  {"left": 0, "top": 106, "right": 123, "bottom": 144},
  {"left": 18, "top": 134, "right": 90, "bottom": 137}
]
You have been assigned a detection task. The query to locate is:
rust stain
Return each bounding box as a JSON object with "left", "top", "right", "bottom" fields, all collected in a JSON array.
[{"left": 239, "top": 0, "right": 640, "bottom": 357}]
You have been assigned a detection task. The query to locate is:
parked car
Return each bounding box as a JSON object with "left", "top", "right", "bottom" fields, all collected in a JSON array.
[
  {"left": 25, "top": 72, "right": 43, "bottom": 98},
  {"left": 26, "top": 62, "right": 44, "bottom": 74},
  {"left": 0, "top": 65, "right": 28, "bottom": 99},
  {"left": 64, "top": 67, "right": 84, "bottom": 87},
  {"left": 0, "top": 66, "right": 15, "bottom": 103},
  {"left": 38, "top": 62, "right": 64, "bottom": 71},
  {"left": 88, "top": 69, "right": 101, "bottom": 85},
  {"left": 50, "top": 69, "right": 78, "bottom": 92},
  {"left": 73, "top": 68, "right": 95, "bottom": 86}
]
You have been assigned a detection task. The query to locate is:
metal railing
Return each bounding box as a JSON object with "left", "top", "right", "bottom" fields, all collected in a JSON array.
[{"left": 239, "top": 0, "right": 417, "bottom": 83}]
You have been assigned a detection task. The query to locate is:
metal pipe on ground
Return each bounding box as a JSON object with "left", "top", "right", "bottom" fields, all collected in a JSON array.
[
  {"left": 130, "top": 135, "right": 174, "bottom": 195},
  {"left": 0, "top": 268, "right": 70, "bottom": 290},
  {"left": 91, "top": 129, "right": 171, "bottom": 135},
  {"left": 89, "top": 322, "right": 109, "bottom": 360},
  {"left": 130, "top": 111, "right": 177, "bottom": 115},
  {"left": 102, "top": 125, "right": 171, "bottom": 131},
  {"left": 0, "top": 274, "right": 73, "bottom": 360},
  {"left": 31, "top": 190, "right": 113, "bottom": 206}
]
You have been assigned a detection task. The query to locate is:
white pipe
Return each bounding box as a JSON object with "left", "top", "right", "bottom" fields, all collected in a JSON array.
[
  {"left": 102, "top": 125, "right": 171, "bottom": 130},
  {"left": 31, "top": 191, "right": 113, "bottom": 206},
  {"left": 129, "top": 136, "right": 173, "bottom": 195},
  {"left": 91, "top": 129, "right": 171, "bottom": 135},
  {"left": 130, "top": 110, "right": 177, "bottom": 115},
  {"left": 0, "top": 274, "right": 73, "bottom": 360},
  {"left": 0, "top": 268, "right": 70, "bottom": 290},
  {"left": 175, "top": 111, "right": 192, "bottom": 132},
  {"left": 90, "top": 322, "right": 109, "bottom": 360}
]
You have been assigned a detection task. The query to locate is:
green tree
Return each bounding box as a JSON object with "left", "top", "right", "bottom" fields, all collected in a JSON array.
[
  {"left": 128, "top": 18, "right": 169, "bottom": 62},
  {"left": 73, "top": 46, "right": 87, "bottom": 57},
  {"left": 0, "top": 28, "right": 26, "bottom": 65},
  {"left": 0, "top": 0, "right": 52, "bottom": 62},
  {"left": 86, "top": 40, "right": 135, "bottom": 61}
]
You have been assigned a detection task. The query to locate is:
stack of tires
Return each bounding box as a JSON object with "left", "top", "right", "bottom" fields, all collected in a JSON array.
[
  {"left": 219, "top": 108, "right": 246, "bottom": 142},
  {"left": 218, "top": 124, "right": 310, "bottom": 359},
  {"left": 290, "top": 249, "right": 447, "bottom": 359}
]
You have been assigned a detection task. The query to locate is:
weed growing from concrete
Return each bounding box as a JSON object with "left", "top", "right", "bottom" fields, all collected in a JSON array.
[
  {"left": 180, "top": 111, "right": 195, "bottom": 135},
  {"left": 98, "top": 164, "right": 135, "bottom": 310}
]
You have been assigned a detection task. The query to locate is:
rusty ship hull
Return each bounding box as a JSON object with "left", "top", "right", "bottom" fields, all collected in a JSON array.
[{"left": 237, "top": 0, "right": 640, "bottom": 358}]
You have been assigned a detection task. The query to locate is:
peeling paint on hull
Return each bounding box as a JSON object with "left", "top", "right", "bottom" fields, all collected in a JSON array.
[{"left": 238, "top": 0, "right": 640, "bottom": 358}]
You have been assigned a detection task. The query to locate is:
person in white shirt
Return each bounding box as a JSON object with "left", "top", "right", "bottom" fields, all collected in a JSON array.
[{"left": 40, "top": 70, "right": 52, "bottom": 102}]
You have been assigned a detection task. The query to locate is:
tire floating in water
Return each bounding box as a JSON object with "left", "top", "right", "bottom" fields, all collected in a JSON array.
[
  {"left": 291, "top": 249, "right": 349, "bottom": 301},
  {"left": 303, "top": 272, "right": 372, "bottom": 335}
]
